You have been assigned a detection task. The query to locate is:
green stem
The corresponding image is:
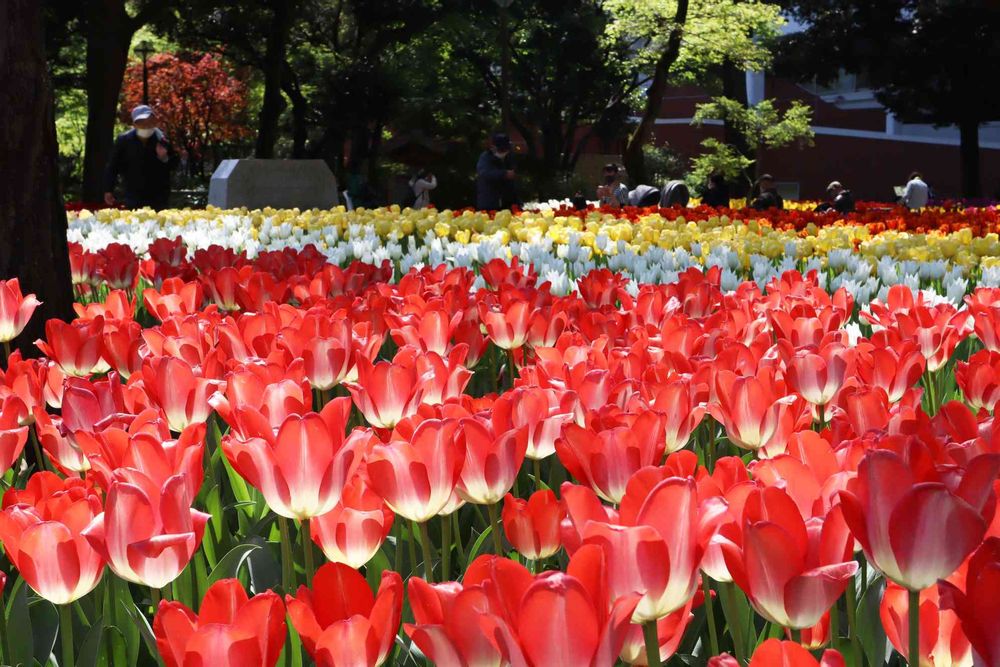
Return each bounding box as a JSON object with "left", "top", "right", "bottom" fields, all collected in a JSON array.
[
  {"left": 453, "top": 512, "right": 467, "bottom": 570},
  {"left": 417, "top": 520, "right": 435, "bottom": 582},
  {"left": 301, "top": 519, "right": 315, "bottom": 587},
  {"left": 150, "top": 586, "right": 161, "bottom": 610},
  {"left": 790, "top": 627, "right": 801, "bottom": 644},
  {"left": 393, "top": 521, "right": 402, "bottom": 573},
  {"left": 642, "top": 620, "right": 661, "bottom": 667},
  {"left": 407, "top": 520, "right": 418, "bottom": 576},
  {"left": 846, "top": 574, "right": 863, "bottom": 662},
  {"left": 59, "top": 603, "right": 75, "bottom": 667},
  {"left": 908, "top": 588, "right": 920, "bottom": 666},
  {"left": 0, "top": 587, "right": 9, "bottom": 666},
  {"left": 441, "top": 515, "right": 452, "bottom": 581},
  {"left": 533, "top": 457, "right": 543, "bottom": 490},
  {"left": 487, "top": 502, "right": 504, "bottom": 556},
  {"left": 703, "top": 576, "right": 720, "bottom": 656},
  {"left": 28, "top": 427, "right": 48, "bottom": 473},
  {"left": 507, "top": 348, "right": 517, "bottom": 390},
  {"left": 2, "top": 340, "right": 11, "bottom": 368},
  {"left": 278, "top": 517, "right": 296, "bottom": 594}
]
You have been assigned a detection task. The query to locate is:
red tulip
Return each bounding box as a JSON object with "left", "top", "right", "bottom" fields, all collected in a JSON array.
[
  {"left": 0, "top": 396, "right": 28, "bottom": 473},
  {"left": 389, "top": 307, "right": 462, "bottom": 356},
  {"left": 102, "top": 319, "right": 143, "bottom": 378},
  {"left": 619, "top": 597, "right": 696, "bottom": 665},
  {"left": 502, "top": 489, "right": 565, "bottom": 560},
  {"left": 96, "top": 243, "right": 139, "bottom": 290},
  {"left": 142, "top": 278, "right": 205, "bottom": 321},
  {"left": 956, "top": 349, "right": 1000, "bottom": 412},
  {"left": 0, "top": 351, "right": 45, "bottom": 422},
  {"left": 208, "top": 364, "right": 314, "bottom": 439},
  {"left": 36, "top": 317, "right": 109, "bottom": 377},
  {"left": 839, "top": 438, "right": 999, "bottom": 590},
  {"left": 311, "top": 473, "right": 394, "bottom": 569},
  {"left": 286, "top": 562, "right": 402, "bottom": 667},
  {"left": 709, "top": 367, "right": 810, "bottom": 453},
  {"left": 153, "top": 579, "right": 286, "bottom": 667},
  {"left": 138, "top": 356, "right": 225, "bottom": 433},
  {"left": 785, "top": 342, "right": 852, "bottom": 420},
  {"left": 0, "top": 278, "right": 41, "bottom": 343},
  {"left": 556, "top": 412, "right": 666, "bottom": 504},
  {"left": 880, "top": 572, "right": 971, "bottom": 667},
  {"left": 583, "top": 477, "right": 727, "bottom": 622},
  {"left": 73, "top": 289, "right": 135, "bottom": 323},
  {"left": 0, "top": 472, "right": 104, "bottom": 603},
  {"left": 221, "top": 398, "right": 368, "bottom": 519},
  {"left": 645, "top": 377, "right": 707, "bottom": 453},
  {"left": 82, "top": 469, "right": 209, "bottom": 589},
  {"left": 854, "top": 339, "right": 926, "bottom": 404},
  {"left": 721, "top": 487, "right": 857, "bottom": 629},
  {"left": 491, "top": 386, "right": 578, "bottom": 460},
  {"left": 407, "top": 548, "right": 640, "bottom": 667},
  {"left": 710, "top": 639, "right": 846, "bottom": 667},
  {"left": 939, "top": 537, "right": 1000, "bottom": 667},
  {"left": 345, "top": 354, "right": 427, "bottom": 429},
  {"left": 479, "top": 298, "right": 535, "bottom": 350},
  {"left": 406, "top": 557, "right": 531, "bottom": 666},
  {"left": 457, "top": 419, "right": 527, "bottom": 505},
  {"left": 367, "top": 419, "right": 465, "bottom": 523}
]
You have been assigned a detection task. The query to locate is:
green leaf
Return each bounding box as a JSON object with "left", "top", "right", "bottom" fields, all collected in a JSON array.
[
  {"left": 122, "top": 600, "right": 161, "bottom": 667},
  {"left": 365, "top": 550, "right": 391, "bottom": 591},
  {"left": 856, "top": 578, "right": 888, "bottom": 667},
  {"left": 466, "top": 526, "right": 493, "bottom": 565},
  {"left": 246, "top": 536, "right": 282, "bottom": 594},
  {"left": 208, "top": 543, "right": 262, "bottom": 586},
  {"left": 77, "top": 617, "right": 106, "bottom": 667},
  {"left": 28, "top": 598, "right": 58, "bottom": 664},
  {"left": 7, "top": 577, "right": 34, "bottom": 667}
]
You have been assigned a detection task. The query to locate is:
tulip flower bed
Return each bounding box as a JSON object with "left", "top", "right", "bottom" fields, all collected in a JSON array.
[{"left": 2, "top": 204, "right": 1000, "bottom": 666}]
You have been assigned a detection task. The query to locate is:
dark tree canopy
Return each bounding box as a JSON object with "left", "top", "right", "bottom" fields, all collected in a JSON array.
[{"left": 779, "top": 0, "right": 1000, "bottom": 197}]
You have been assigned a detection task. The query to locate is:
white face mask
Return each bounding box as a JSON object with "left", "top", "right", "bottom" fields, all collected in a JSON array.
[
  {"left": 494, "top": 149, "right": 509, "bottom": 159},
  {"left": 136, "top": 127, "right": 156, "bottom": 139}
]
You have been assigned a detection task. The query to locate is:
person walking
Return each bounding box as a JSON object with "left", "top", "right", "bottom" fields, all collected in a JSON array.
[
  {"left": 103, "top": 105, "right": 177, "bottom": 210},
  {"left": 901, "top": 171, "right": 929, "bottom": 209},
  {"left": 476, "top": 133, "right": 518, "bottom": 210}
]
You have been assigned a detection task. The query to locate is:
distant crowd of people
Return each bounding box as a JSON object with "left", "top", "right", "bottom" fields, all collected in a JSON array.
[{"left": 101, "top": 107, "right": 936, "bottom": 214}]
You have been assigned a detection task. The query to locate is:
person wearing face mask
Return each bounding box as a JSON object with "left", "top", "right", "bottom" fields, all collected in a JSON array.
[
  {"left": 103, "top": 105, "right": 177, "bottom": 210},
  {"left": 476, "top": 133, "right": 519, "bottom": 210}
]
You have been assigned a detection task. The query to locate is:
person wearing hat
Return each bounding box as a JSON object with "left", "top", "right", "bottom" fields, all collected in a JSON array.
[
  {"left": 816, "top": 181, "right": 855, "bottom": 214},
  {"left": 750, "top": 174, "right": 784, "bottom": 211},
  {"left": 476, "top": 133, "right": 518, "bottom": 210},
  {"left": 103, "top": 105, "right": 177, "bottom": 210}
]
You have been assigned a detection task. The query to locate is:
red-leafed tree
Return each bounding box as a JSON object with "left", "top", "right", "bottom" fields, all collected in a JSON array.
[{"left": 120, "top": 51, "right": 252, "bottom": 175}]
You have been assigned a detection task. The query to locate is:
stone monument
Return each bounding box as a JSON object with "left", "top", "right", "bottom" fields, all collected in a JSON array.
[{"left": 207, "top": 159, "right": 339, "bottom": 209}]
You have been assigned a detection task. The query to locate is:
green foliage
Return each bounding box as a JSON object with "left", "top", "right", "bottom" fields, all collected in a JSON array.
[
  {"left": 643, "top": 144, "right": 687, "bottom": 183},
  {"left": 689, "top": 97, "right": 814, "bottom": 187},
  {"left": 687, "top": 138, "right": 754, "bottom": 188},
  {"left": 603, "top": 0, "right": 784, "bottom": 83}
]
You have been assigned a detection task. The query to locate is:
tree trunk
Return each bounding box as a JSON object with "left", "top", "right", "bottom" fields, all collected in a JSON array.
[
  {"left": 722, "top": 60, "right": 751, "bottom": 197},
  {"left": 622, "top": 0, "right": 689, "bottom": 184},
  {"left": 282, "top": 63, "right": 308, "bottom": 159},
  {"left": 959, "top": 118, "right": 981, "bottom": 199},
  {"left": 80, "top": 0, "right": 135, "bottom": 201},
  {"left": 255, "top": 0, "right": 294, "bottom": 159},
  {"left": 0, "top": 0, "right": 76, "bottom": 356}
]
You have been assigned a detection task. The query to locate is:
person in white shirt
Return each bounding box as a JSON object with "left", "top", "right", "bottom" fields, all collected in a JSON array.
[
  {"left": 409, "top": 171, "right": 437, "bottom": 209},
  {"left": 902, "top": 171, "right": 929, "bottom": 209}
]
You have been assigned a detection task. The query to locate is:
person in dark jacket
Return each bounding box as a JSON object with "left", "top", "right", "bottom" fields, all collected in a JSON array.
[
  {"left": 750, "top": 174, "right": 784, "bottom": 210},
  {"left": 104, "top": 105, "right": 177, "bottom": 210},
  {"left": 476, "top": 133, "right": 518, "bottom": 210},
  {"left": 815, "top": 181, "right": 855, "bottom": 214},
  {"left": 701, "top": 173, "right": 730, "bottom": 208}
]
